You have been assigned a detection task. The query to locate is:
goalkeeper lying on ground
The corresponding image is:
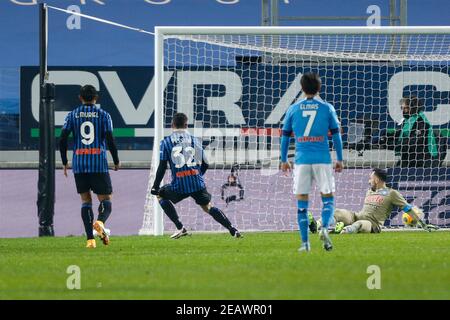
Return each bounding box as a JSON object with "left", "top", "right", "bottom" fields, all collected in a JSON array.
[{"left": 309, "top": 168, "right": 438, "bottom": 234}]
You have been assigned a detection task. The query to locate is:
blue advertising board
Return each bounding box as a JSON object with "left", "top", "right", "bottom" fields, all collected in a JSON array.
[{"left": 20, "top": 64, "right": 450, "bottom": 145}]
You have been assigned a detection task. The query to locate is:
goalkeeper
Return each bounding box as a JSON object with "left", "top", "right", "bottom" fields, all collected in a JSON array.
[{"left": 309, "top": 168, "right": 438, "bottom": 234}]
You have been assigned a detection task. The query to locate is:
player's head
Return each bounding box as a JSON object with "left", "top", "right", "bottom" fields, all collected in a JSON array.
[
  {"left": 370, "top": 168, "right": 388, "bottom": 190},
  {"left": 79, "top": 85, "right": 98, "bottom": 104},
  {"left": 228, "top": 175, "right": 237, "bottom": 184},
  {"left": 172, "top": 112, "right": 188, "bottom": 129},
  {"left": 300, "top": 72, "right": 321, "bottom": 96},
  {"left": 400, "top": 96, "right": 423, "bottom": 118}
]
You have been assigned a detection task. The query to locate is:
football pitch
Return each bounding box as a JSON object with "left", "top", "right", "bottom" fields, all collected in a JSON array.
[{"left": 0, "top": 231, "right": 449, "bottom": 300}]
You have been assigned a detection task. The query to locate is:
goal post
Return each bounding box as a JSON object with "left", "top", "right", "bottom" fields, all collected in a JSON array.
[
  {"left": 140, "top": 26, "right": 450, "bottom": 235},
  {"left": 139, "top": 30, "right": 165, "bottom": 236}
]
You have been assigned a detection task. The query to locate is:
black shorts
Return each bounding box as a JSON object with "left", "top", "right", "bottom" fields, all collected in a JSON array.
[
  {"left": 159, "top": 185, "right": 211, "bottom": 206},
  {"left": 74, "top": 173, "right": 113, "bottom": 195}
]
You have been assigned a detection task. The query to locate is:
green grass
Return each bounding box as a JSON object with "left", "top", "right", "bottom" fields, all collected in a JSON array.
[{"left": 0, "top": 232, "right": 449, "bottom": 300}]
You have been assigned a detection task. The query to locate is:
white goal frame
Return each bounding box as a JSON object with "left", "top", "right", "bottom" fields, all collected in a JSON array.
[{"left": 142, "top": 26, "right": 450, "bottom": 236}]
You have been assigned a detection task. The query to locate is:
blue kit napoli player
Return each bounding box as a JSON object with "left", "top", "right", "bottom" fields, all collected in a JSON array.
[
  {"left": 280, "top": 72, "right": 344, "bottom": 252},
  {"left": 59, "top": 85, "right": 120, "bottom": 248},
  {"left": 151, "top": 113, "right": 241, "bottom": 239}
]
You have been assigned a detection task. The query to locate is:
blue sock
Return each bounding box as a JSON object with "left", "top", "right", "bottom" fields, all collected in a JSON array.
[
  {"left": 297, "top": 200, "right": 309, "bottom": 244},
  {"left": 321, "top": 196, "right": 334, "bottom": 229}
]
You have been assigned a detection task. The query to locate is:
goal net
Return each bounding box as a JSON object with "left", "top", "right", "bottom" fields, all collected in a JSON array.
[{"left": 140, "top": 27, "right": 450, "bottom": 235}]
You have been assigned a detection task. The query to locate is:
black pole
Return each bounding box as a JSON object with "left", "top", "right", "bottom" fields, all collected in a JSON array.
[
  {"left": 39, "top": 3, "right": 46, "bottom": 88},
  {"left": 37, "top": 3, "right": 55, "bottom": 237}
]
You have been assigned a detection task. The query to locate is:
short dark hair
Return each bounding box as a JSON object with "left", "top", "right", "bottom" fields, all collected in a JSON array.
[
  {"left": 80, "top": 85, "right": 98, "bottom": 102},
  {"left": 400, "top": 96, "right": 423, "bottom": 114},
  {"left": 372, "top": 168, "right": 388, "bottom": 182},
  {"left": 172, "top": 113, "right": 188, "bottom": 129},
  {"left": 300, "top": 72, "right": 321, "bottom": 95}
]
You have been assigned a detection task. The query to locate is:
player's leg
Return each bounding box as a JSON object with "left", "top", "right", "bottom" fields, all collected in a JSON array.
[
  {"left": 334, "top": 209, "right": 357, "bottom": 225},
  {"left": 95, "top": 194, "right": 112, "bottom": 245},
  {"left": 313, "top": 164, "right": 336, "bottom": 228},
  {"left": 92, "top": 173, "right": 114, "bottom": 245},
  {"left": 200, "top": 202, "right": 241, "bottom": 238},
  {"left": 313, "top": 164, "right": 337, "bottom": 251},
  {"left": 332, "top": 209, "right": 357, "bottom": 233},
  {"left": 341, "top": 220, "right": 372, "bottom": 234},
  {"left": 80, "top": 191, "right": 95, "bottom": 247},
  {"left": 195, "top": 189, "right": 241, "bottom": 237},
  {"left": 158, "top": 185, "right": 189, "bottom": 238},
  {"left": 74, "top": 174, "right": 96, "bottom": 248},
  {"left": 318, "top": 193, "right": 334, "bottom": 251},
  {"left": 97, "top": 194, "right": 112, "bottom": 223},
  {"left": 225, "top": 195, "right": 237, "bottom": 206},
  {"left": 313, "top": 208, "right": 355, "bottom": 232},
  {"left": 293, "top": 165, "right": 313, "bottom": 252}
]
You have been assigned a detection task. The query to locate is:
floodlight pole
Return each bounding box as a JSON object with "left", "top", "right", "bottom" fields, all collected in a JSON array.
[{"left": 37, "top": 3, "right": 56, "bottom": 237}]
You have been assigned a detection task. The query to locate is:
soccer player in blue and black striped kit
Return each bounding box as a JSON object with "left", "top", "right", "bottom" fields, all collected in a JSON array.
[
  {"left": 59, "top": 85, "right": 120, "bottom": 248},
  {"left": 151, "top": 113, "right": 241, "bottom": 239},
  {"left": 280, "top": 72, "right": 344, "bottom": 253}
]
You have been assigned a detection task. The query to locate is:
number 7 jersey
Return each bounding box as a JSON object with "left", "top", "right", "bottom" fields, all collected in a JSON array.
[
  {"left": 282, "top": 97, "right": 341, "bottom": 164},
  {"left": 62, "top": 105, "right": 113, "bottom": 173},
  {"left": 160, "top": 130, "right": 207, "bottom": 194}
]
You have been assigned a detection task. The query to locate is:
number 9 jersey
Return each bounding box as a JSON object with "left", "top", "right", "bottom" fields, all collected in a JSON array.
[
  {"left": 62, "top": 104, "right": 113, "bottom": 173},
  {"left": 160, "top": 130, "right": 207, "bottom": 194}
]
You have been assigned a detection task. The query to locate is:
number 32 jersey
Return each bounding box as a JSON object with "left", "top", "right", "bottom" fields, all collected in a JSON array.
[
  {"left": 160, "top": 130, "right": 207, "bottom": 194},
  {"left": 62, "top": 105, "right": 113, "bottom": 173}
]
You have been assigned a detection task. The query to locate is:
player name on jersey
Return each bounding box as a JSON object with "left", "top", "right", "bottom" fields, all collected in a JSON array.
[
  {"left": 75, "top": 111, "right": 99, "bottom": 118},
  {"left": 300, "top": 104, "right": 319, "bottom": 110},
  {"left": 297, "top": 136, "right": 325, "bottom": 143}
]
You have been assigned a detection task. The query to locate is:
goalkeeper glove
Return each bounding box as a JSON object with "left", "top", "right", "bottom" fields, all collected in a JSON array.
[
  {"left": 425, "top": 224, "right": 440, "bottom": 231},
  {"left": 151, "top": 186, "right": 160, "bottom": 196},
  {"left": 417, "top": 220, "right": 439, "bottom": 232}
]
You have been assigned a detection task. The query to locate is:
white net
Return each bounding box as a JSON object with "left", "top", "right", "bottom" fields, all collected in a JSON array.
[{"left": 141, "top": 29, "right": 450, "bottom": 234}]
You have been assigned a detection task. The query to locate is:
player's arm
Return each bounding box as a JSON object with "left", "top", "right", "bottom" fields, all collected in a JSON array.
[
  {"left": 106, "top": 132, "right": 120, "bottom": 170},
  {"left": 377, "top": 124, "right": 400, "bottom": 150},
  {"left": 151, "top": 159, "right": 168, "bottom": 195},
  {"left": 151, "top": 140, "right": 169, "bottom": 195},
  {"left": 402, "top": 205, "right": 438, "bottom": 231},
  {"left": 221, "top": 183, "right": 227, "bottom": 200},
  {"left": 59, "top": 114, "right": 73, "bottom": 177},
  {"left": 402, "top": 204, "right": 429, "bottom": 230},
  {"left": 330, "top": 127, "right": 343, "bottom": 171},
  {"left": 280, "top": 106, "right": 293, "bottom": 172},
  {"left": 413, "top": 117, "right": 435, "bottom": 157},
  {"left": 200, "top": 161, "right": 209, "bottom": 175},
  {"left": 199, "top": 139, "right": 209, "bottom": 175},
  {"left": 59, "top": 129, "right": 70, "bottom": 177},
  {"left": 329, "top": 107, "right": 344, "bottom": 172},
  {"left": 393, "top": 190, "right": 436, "bottom": 231},
  {"left": 392, "top": 189, "right": 418, "bottom": 218},
  {"left": 105, "top": 113, "right": 120, "bottom": 170},
  {"left": 238, "top": 183, "right": 244, "bottom": 200}
]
